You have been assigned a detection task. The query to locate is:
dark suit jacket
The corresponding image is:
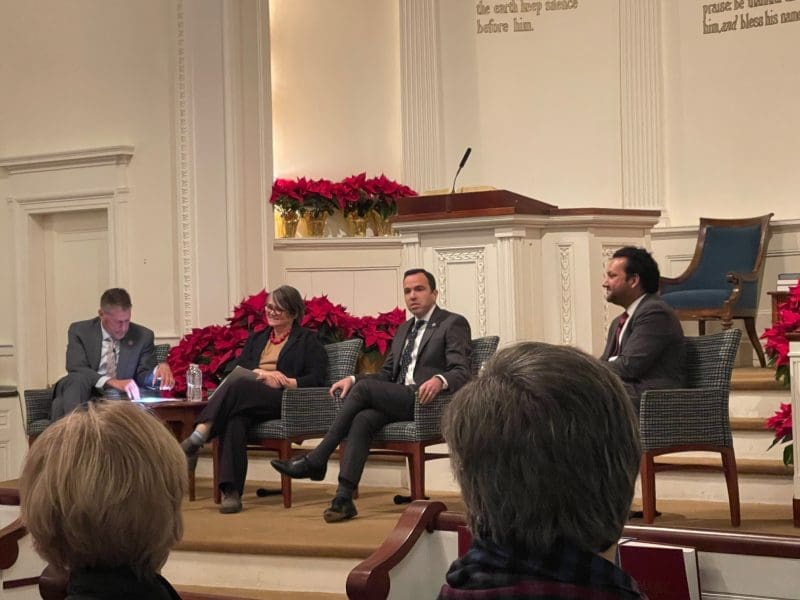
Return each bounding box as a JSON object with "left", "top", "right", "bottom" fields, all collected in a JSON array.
[
  {"left": 64, "top": 317, "right": 157, "bottom": 388},
  {"left": 601, "top": 293, "right": 686, "bottom": 406},
  {"left": 231, "top": 324, "right": 327, "bottom": 388},
  {"left": 360, "top": 306, "right": 472, "bottom": 393}
]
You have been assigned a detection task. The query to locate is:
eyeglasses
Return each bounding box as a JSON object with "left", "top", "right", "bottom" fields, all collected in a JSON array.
[{"left": 266, "top": 303, "right": 286, "bottom": 315}]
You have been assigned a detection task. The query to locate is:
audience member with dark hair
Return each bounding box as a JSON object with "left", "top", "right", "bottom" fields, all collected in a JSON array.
[
  {"left": 439, "top": 342, "right": 645, "bottom": 599},
  {"left": 601, "top": 246, "right": 686, "bottom": 411},
  {"left": 272, "top": 268, "right": 471, "bottom": 523},
  {"left": 180, "top": 285, "right": 327, "bottom": 513},
  {"left": 51, "top": 287, "right": 174, "bottom": 419},
  {"left": 20, "top": 401, "right": 185, "bottom": 600}
]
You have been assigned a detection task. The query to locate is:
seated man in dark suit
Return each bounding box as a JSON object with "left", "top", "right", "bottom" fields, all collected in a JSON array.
[
  {"left": 601, "top": 246, "right": 686, "bottom": 412},
  {"left": 51, "top": 288, "right": 174, "bottom": 420},
  {"left": 439, "top": 343, "right": 645, "bottom": 599},
  {"left": 272, "top": 268, "right": 472, "bottom": 522}
]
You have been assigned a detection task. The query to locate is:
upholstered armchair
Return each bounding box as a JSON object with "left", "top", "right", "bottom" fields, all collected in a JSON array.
[
  {"left": 24, "top": 343, "right": 171, "bottom": 444},
  {"left": 659, "top": 214, "right": 772, "bottom": 367},
  {"left": 211, "top": 338, "right": 363, "bottom": 508},
  {"left": 350, "top": 335, "right": 500, "bottom": 503},
  {"left": 638, "top": 329, "right": 741, "bottom": 526}
]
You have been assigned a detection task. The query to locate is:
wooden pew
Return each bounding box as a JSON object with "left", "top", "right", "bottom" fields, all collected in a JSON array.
[{"left": 347, "top": 501, "right": 800, "bottom": 600}]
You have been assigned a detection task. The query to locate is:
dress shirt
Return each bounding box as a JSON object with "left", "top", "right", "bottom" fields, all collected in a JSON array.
[
  {"left": 95, "top": 325, "right": 117, "bottom": 390},
  {"left": 608, "top": 293, "right": 645, "bottom": 361}
]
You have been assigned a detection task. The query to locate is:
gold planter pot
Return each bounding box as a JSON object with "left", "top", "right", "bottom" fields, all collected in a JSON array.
[
  {"left": 304, "top": 213, "right": 328, "bottom": 237},
  {"left": 281, "top": 211, "right": 299, "bottom": 238},
  {"left": 347, "top": 213, "right": 368, "bottom": 237},
  {"left": 369, "top": 211, "right": 393, "bottom": 236}
]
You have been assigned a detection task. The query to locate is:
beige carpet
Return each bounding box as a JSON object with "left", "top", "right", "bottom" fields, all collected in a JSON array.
[
  {"left": 178, "top": 478, "right": 465, "bottom": 558},
  {"left": 178, "top": 478, "right": 800, "bottom": 560}
]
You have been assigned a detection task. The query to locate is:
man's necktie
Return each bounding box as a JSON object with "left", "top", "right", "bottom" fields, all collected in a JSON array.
[
  {"left": 612, "top": 312, "right": 629, "bottom": 356},
  {"left": 396, "top": 319, "right": 426, "bottom": 384},
  {"left": 101, "top": 338, "right": 118, "bottom": 379}
]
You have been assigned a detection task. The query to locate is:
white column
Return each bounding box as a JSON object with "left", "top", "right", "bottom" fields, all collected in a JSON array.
[
  {"left": 495, "top": 227, "right": 540, "bottom": 345},
  {"left": 399, "top": 0, "right": 445, "bottom": 193},
  {"left": 619, "top": 0, "right": 665, "bottom": 219}
]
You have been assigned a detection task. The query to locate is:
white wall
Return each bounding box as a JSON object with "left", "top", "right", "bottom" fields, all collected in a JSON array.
[
  {"left": 0, "top": 0, "right": 178, "bottom": 386},
  {"left": 662, "top": 1, "right": 800, "bottom": 224},
  {"left": 269, "top": 0, "right": 403, "bottom": 181}
]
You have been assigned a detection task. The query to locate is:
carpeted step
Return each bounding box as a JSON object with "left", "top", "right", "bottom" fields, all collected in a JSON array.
[{"left": 730, "top": 367, "right": 785, "bottom": 391}]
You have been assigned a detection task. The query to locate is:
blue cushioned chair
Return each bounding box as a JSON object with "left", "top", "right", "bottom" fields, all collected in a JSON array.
[{"left": 659, "top": 214, "right": 772, "bottom": 367}]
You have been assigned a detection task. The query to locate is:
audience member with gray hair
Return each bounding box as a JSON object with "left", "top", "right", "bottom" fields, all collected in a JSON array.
[
  {"left": 439, "top": 342, "right": 645, "bottom": 599},
  {"left": 20, "top": 401, "right": 186, "bottom": 599}
]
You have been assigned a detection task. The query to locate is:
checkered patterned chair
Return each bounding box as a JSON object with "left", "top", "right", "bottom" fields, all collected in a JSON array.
[
  {"left": 212, "top": 338, "right": 363, "bottom": 508},
  {"left": 639, "top": 328, "right": 742, "bottom": 526},
  {"left": 24, "top": 343, "right": 171, "bottom": 444},
  {"left": 351, "top": 336, "right": 500, "bottom": 503}
]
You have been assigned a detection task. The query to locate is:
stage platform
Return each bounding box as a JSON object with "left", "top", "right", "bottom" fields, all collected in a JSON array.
[{"left": 160, "top": 475, "right": 800, "bottom": 598}]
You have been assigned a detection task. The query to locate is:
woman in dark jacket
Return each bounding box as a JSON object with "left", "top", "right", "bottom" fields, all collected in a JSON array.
[{"left": 181, "top": 285, "right": 327, "bottom": 513}]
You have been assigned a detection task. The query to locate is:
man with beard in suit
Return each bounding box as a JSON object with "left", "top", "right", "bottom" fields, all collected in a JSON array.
[
  {"left": 272, "top": 268, "right": 472, "bottom": 522},
  {"left": 51, "top": 288, "right": 174, "bottom": 419},
  {"left": 601, "top": 246, "right": 686, "bottom": 413}
]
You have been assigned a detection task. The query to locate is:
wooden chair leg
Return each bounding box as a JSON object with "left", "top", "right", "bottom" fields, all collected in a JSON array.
[
  {"left": 698, "top": 320, "right": 706, "bottom": 336},
  {"left": 212, "top": 439, "right": 221, "bottom": 504},
  {"left": 640, "top": 453, "right": 657, "bottom": 524},
  {"left": 280, "top": 441, "right": 292, "bottom": 509},
  {"left": 743, "top": 317, "right": 767, "bottom": 368},
  {"left": 189, "top": 470, "right": 196, "bottom": 501},
  {"left": 409, "top": 447, "right": 426, "bottom": 500},
  {"left": 721, "top": 447, "right": 741, "bottom": 527}
]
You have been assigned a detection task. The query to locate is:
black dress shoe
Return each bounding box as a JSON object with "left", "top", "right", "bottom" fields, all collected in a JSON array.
[
  {"left": 271, "top": 457, "right": 327, "bottom": 481},
  {"left": 323, "top": 496, "right": 358, "bottom": 523}
]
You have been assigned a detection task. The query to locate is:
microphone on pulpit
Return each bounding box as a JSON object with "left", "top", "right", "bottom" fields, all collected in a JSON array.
[{"left": 450, "top": 147, "right": 472, "bottom": 194}]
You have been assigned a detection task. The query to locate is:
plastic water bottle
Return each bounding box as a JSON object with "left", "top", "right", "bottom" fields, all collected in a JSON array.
[{"left": 186, "top": 364, "right": 203, "bottom": 402}]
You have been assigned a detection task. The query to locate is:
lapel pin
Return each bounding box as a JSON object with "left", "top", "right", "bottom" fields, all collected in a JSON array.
[{"left": 127, "top": 340, "right": 134, "bottom": 346}]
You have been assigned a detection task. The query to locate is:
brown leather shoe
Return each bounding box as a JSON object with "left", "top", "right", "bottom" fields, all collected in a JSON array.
[{"left": 323, "top": 496, "right": 357, "bottom": 523}]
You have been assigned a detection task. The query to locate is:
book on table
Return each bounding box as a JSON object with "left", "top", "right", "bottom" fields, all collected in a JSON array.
[{"left": 617, "top": 539, "right": 701, "bottom": 600}]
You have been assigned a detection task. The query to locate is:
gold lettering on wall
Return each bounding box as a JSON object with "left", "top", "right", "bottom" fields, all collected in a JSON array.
[
  {"left": 702, "top": 0, "right": 800, "bottom": 34},
  {"left": 475, "top": 0, "right": 579, "bottom": 36}
]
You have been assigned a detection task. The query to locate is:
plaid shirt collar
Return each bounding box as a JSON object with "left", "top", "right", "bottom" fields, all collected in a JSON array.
[{"left": 440, "top": 537, "right": 646, "bottom": 599}]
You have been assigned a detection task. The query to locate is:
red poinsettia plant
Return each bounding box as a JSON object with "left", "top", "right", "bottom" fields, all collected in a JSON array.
[
  {"left": 167, "top": 290, "right": 406, "bottom": 394},
  {"left": 364, "top": 174, "right": 417, "bottom": 220},
  {"left": 761, "top": 283, "right": 800, "bottom": 465},
  {"left": 270, "top": 174, "right": 417, "bottom": 220},
  {"left": 269, "top": 177, "right": 339, "bottom": 217}
]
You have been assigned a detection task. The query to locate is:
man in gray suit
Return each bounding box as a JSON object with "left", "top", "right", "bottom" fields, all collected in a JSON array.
[
  {"left": 601, "top": 247, "right": 686, "bottom": 412},
  {"left": 51, "top": 288, "right": 174, "bottom": 420},
  {"left": 272, "top": 268, "right": 472, "bottom": 522}
]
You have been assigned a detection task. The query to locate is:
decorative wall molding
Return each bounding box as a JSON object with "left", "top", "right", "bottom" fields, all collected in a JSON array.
[
  {"left": 558, "top": 243, "right": 575, "bottom": 345},
  {"left": 0, "top": 345, "right": 13, "bottom": 358},
  {"left": 0, "top": 146, "right": 134, "bottom": 175},
  {"left": 619, "top": 0, "right": 665, "bottom": 215},
  {"left": 175, "top": 0, "right": 196, "bottom": 334},
  {"left": 435, "top": 247, "right": 487, "bottom": 337},
  {"left": 399, "top": 0, "right": 445, "bottom": 193}
]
